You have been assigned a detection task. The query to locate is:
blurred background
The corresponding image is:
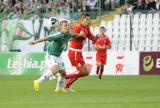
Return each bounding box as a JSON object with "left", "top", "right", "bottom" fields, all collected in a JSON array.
[
  {"left": 0, "top": 0, "right": 160, "bottom": 52},
  {"left": 0, "top": 0, "right": 160, "bottom": 76},
  {"left": 0, "top": 1, "right": 160, "bottom": 108}
]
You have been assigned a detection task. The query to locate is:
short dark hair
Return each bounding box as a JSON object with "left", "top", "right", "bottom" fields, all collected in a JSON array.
[
  {"left": 80, "top": 13, "right": 90, "bottom": 20},
  {"left": 100, "top": 26, "right": 105, "bottom": 30}
]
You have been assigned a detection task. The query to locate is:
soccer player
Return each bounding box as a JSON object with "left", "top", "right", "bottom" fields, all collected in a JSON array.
[
  {"left": 94, "top": 27, "right": 111, "bottom": 79},
  {"left": 65, "top": 13, "right": 97, "bottom": 90},
  {"left": 29, "top": 18, "right": 84, "bottom": 92},
  {"left": 43, "top": 17, "right": 60, "bottom": 80}
]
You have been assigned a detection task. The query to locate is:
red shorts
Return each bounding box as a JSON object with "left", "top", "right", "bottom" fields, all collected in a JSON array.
[
  {"left": 68, "top": 49, "right": 85, "bottom": 68},
  {"left": 96, "top": 52, "right": 107, "bottom": 65}
]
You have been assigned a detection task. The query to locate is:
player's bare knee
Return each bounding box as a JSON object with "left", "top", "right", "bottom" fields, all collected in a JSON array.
[
  {"left": 59, "top": 70, "right": 66, "bottom": 77},
  {"left": 83, "top": 70, "right": 90, "bottom": 76},
  {"left": 81, "top": 64, "right": 90, "bottom": 76},
  {"left": 50, "top": 66, "right": 59, "bottom": 75},
  {"left": 84, "top": 72, "right": 89, "bottom": 76},
  {"left": 60, "top": 72, "right": 66, "bottom": 77}
]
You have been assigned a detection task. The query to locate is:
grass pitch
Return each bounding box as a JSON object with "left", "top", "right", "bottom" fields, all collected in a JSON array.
[{"left": 0, "top": 75, "right": 160, "bottom": 108}]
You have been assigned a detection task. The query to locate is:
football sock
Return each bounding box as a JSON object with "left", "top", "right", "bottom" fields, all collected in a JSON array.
[
  {"left": 65, "top": 70, "right": 85, "bottom": 79},
  {"left": 65, "top": 69, "right": 87, "bottom": 88},
  {"left": 56, "top": 74, "right": 65, "bottom": 90},
  {"left": 96, "top": 66, "right": 101, "bottom": 75},
  {"left": 99, "top": 65, "right": 104, "bottom": 79},
  {"left": 65, "top": 78, "right": 78, "bottom": 88},
  {"left": 37, "top": 71, "right": 53, "bottom": 83}
]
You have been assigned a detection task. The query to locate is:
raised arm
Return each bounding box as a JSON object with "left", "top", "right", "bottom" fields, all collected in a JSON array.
[{"left": 29, "top": 36, "right": 49, "bottom": 45}]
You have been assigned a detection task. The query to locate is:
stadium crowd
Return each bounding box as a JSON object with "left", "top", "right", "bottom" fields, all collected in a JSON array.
[
  {"left": 0, "top": 0, "right": 159, "bottom": 20},
  {"left": 124, "top": 0, "right": 160, "bottom": 13},
  {"left": 0, "top": 0, "right": 128, "bottom": 20}
]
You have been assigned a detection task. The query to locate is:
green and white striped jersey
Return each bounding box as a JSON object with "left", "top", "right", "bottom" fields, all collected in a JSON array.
[{"left": 47, "top": 32, "right": 71, "bottom": 57}]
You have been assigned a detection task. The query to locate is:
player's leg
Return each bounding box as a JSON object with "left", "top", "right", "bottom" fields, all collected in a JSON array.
[
  {"left": 44, "top": 53, "right": 56, "bottom": 80},
  {"left": 96, "top": 53, "right": 101, "bottom": 75},
  {"left": 36, "top": 53, "right": 57, "bottom": 82},
  {"left": 66, "top": 51, "right": 89, "bottom": 79},
  {"left": 65, "top": 64, "right": 90, "bottom": 89},
  {"left": 96, "top": 52, "right": 103, "bottom": 78},
  {"left": 55, "top": 70, "right": 67, "bottom": 92},
  {"left": 98, "top": 64, "right": 104, "bottom": 79},
  {"left": 33, "top": 54, "right": 60, "bottom": 92},
  {"left": 49, "top": 75, "right": 56, "bottom": 80},
  {"left": 54, "top": 57, "right": 68, "bottom": 92},
  {"left": 65, "top": 65, "right": 89, "bottom": 79},
  {"left": 65, "top": 51, "right": 90, "bottom": 89},
  {"left": 96, "top": 65, "right": 101, "bottom": 75},
  {"left": 38, "top": 65, "right": 59, "bottom": 82},
  {"left": 33, "top": 65, "right": 59, "bottom": 92},
  {"left": 98, "top": 53, "right": 106, "bottom": 79}
]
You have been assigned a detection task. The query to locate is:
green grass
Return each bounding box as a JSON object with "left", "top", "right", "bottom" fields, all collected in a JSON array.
[{"left": 0, "top": 75, "right": 160, "bottom": 108}]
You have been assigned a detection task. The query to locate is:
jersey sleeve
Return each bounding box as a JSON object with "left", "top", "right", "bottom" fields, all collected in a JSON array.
[
  {"left": 67, "top": 33, "right": 72, "bottom": 40},
  {"left": 48, "top": 32, "right": 62, "bottom": 41},
  {"left": 72, "top": 24, "right": 81, "bottom": 33},
  {"left": 87, "top": 28, "right": 95, "bottom": 41},
  {"left": 105, "top": 36, "right": 111, "bottom": 47}
]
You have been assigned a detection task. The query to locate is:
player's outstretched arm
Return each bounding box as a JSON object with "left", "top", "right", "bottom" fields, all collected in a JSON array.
[{"left": 29, "top": 36, "right": 49, "bottom": 45}]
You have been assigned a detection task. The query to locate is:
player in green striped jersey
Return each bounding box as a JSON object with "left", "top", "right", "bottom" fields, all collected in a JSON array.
[{"left": 29, "top": 18, "right": 85, "bottom": 92}]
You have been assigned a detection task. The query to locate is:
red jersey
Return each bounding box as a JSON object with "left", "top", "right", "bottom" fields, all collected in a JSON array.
[
  {"left": 69, "top": 23, "right": 95, "bottom": 49},
  {"left": 95, "top": 36, "right": 111, "bottom": 53}
]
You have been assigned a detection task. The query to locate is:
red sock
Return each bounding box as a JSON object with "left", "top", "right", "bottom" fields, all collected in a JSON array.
[
  {"left": 66, "top": 67, "right": 87, "bottom": 79},
  {"left": 65, "top": 69, "right": 87, "bottom": 88},
  {"left": 65, "top": 78, "right": 78, "bottom": 88},
  {"left": 65, "top": 71, "right": 85, "bottom": 79},
  {"left": 99, "top": 65, "right": 104, "bottom": 79}
]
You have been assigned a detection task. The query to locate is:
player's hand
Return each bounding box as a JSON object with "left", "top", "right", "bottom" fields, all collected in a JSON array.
[
  {"left": 106, "top": 45, "right": 111, "bottom": 49},
  {"left": 29, "top": 41, "right": 36, "bottom": 45},
  {"left": 99, "top": 46, "right": 106, "bottom": 49},
  {"left": 79, "top": 30, "right": 86, "bottom": 38},
  {"left": 94, "top": 45, "right": 100, "bottom": 49}
]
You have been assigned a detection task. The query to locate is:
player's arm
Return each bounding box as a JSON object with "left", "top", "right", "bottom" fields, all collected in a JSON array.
[
  {"left": 92, "top": 36, "right": 98, "bottom": 49},
  {"left": 88, "top": 29, "right": 98, "bottom": 42},
  {"left": 70, "top": 31, "right": 86, "bottom": 39},
  {"left": 106, "top": 37, "right": 111, "bottom": 49},
  {"left": 29, "top": 36, "right": 49, "bottom": 45},
  {"left": 93, "top": 44, "right": 100, "bottom": 49},
  {"left": 69, "top": 24, "right": 86, "bottom": 39},
  {"left": 98, "top": 45, "right": 111, "bottom": 49},
  {"left": 105, "top": 45, "right": 111, "bottom": 49},
  {"left": 99, "top": 37, "right": 111, "bottom": 49}
]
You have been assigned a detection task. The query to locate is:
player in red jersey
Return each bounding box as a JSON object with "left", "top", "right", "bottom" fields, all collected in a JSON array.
[
  {"left": 65, "top": 13, "right": 97, "bottom": 90},
  {"left": 94, "top": 26, "right": 111, "bottom": 79}
]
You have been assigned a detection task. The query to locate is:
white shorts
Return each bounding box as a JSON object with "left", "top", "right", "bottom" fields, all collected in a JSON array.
[{"left": 45, "top": 52, "right": 65, "bottom": 70}]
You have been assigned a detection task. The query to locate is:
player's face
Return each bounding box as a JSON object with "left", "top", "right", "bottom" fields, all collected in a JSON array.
[
  {"left": 81, "top": 16, "right": 91, "bottom": 26},
  {"left": 99, "top": 28, "right": 105, "bottom": 36},
  {"left": 60, "top": 22, "right": 69, "bottom": 34}
]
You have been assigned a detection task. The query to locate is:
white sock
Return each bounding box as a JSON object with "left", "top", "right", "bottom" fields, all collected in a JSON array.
[
  {"left": 49, "top": 75, "right": 56, "bottom": 80},
  {"left": 55, "top": 75, "right": 65, "bottom": 90},
  {"left": 37, "top": 71, "right": 53, "bottom": 83}
]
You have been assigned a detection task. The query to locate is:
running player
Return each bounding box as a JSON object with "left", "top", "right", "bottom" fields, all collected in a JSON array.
[
  {"left": 94, "top": 26, "right": 111, "bottom": 79},
  {"left": 29, "top": 18, "right": 84, "bottom": 92},
  {"left": 65, "top": 13, "right": 98, "bottom": 90}
]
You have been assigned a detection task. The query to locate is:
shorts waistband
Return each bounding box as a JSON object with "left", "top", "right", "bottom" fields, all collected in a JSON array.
[{"left": 69, "top": 47, "right": 82, "bottom": 52}]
